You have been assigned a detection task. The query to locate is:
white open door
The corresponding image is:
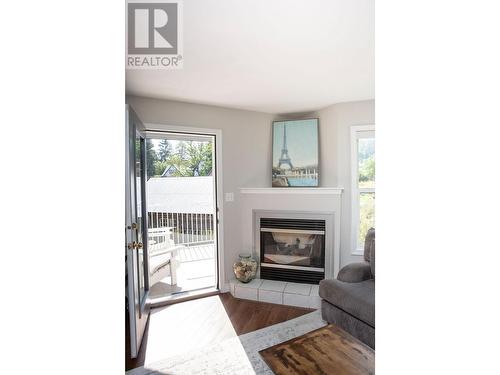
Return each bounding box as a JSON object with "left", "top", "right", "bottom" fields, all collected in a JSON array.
[{"left": 125, "top": 105, "right": 150, "bottom": 358}]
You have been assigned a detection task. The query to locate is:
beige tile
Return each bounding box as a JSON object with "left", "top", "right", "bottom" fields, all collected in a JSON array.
[
  {"left": 235, "top": 278, "right": 262, "bottom": 289},
  {"left": 283, "top": 293, "right": 310, "bottom": 308},
  {"left": 260, "top": 280, "right": 287, "bottom": 292},
  {"left": 258, "top": 289, "right": 283, "bottom": 304},
  {"left": 234, "top": 286, "right": 258, "bottom": 300},
  {"left": 309, "top": 285, "right": 320, "bottom": 296},
  {"left": 284, "top": 282, "right": 312, "bottom": 296}
]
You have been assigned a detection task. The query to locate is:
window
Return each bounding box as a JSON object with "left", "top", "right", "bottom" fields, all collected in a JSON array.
[{"left": 351, "top": 125, "right": 375, "bottom": 255}]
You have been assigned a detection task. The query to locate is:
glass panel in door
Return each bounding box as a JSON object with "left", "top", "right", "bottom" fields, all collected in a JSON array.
[
  {"left": 145, "top": 133, "right": 218, "bottom": 300},
  {"left": 126, "top": 105, "right": 150, "bottom": 359}
]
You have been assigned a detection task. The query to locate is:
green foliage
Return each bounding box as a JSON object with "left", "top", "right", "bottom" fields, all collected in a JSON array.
[
  {"left": 358, "top": 138, "right": 375, "bottom": 161},
  {"left": 356, "top": 137, "right": 375, "bottom": 246},
  {"left": 153, "top": 160, "right": 168, "bottom": 176},
  {"left": 175, "top": 141, "right": 187, "bottom": 158},
  {"left": 144, "top": 140, "right": 213, "bottom": 177},
  {"left": 157, "top": 140, "right": 172, "bottom": 162},
  {"left": 165, "top": 154, "right": 190, "bottom": 176},
  {"left": 166, "top": 141, "right": 213, "bottom": 177},
  {"left": 146, "top": 139, "right": 157, "bottom": 180},
  {"left": 358, "top": 193, "right": 375, "bottom": 246},
  {"left": 187, "top": 142, "right": 212, "bottom": 176},
  {"left": 359, "top": 155, "right": 375, "bottom": 183}
]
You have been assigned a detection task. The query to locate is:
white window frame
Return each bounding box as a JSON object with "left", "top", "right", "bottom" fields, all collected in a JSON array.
[{"left": 350, "top": 124, "right": 375, "bottom": 256}]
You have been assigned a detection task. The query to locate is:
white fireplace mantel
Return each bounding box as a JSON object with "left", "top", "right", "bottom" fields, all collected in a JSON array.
[
  {"left": 238, "top": 186, "right": 343, "bottom": 280},
  {"left": 240, "top": 187, "right": 343, "bottom": 195}
]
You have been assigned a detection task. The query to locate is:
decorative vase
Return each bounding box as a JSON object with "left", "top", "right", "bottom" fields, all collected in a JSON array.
[{"left": 233, "top": 253, "right": 257, "bottom": 283}]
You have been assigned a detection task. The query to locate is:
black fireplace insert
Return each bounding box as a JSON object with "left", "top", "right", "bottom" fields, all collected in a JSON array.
[{"left": 259, "top": 217, "right": 325, "bottom": 284}]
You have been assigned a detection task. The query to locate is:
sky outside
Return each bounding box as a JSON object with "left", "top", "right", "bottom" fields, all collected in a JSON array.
[
  {"left": 150, "top": 139, "right": 208, "bottom": 152},
  {"left": 150, "top": 139, "right": 180, "bottom": 151},
  {"left": 273, "top": 120, "right": 318, "bottom": 168}
]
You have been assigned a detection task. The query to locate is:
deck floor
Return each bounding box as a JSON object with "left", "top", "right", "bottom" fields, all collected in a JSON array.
[{"left": 149, "top": 243, "right": 216, "bottom": 298}]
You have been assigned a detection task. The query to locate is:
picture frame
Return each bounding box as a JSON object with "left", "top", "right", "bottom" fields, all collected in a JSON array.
[{"left": 272, "top": 119, "right": 319, "bottom": 187}]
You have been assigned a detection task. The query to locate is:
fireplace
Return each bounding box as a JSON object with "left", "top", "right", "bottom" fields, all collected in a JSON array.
[{"left": 259, "top": 217, "right": 325, "bottom": 284}]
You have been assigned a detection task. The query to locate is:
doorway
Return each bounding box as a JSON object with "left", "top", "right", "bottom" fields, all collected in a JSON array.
[
  {"left": 145, "top": 131, "right": 220, "bottom": 301},
  {"left": 126, "top": 105, "right": 224, "bottom": 363}
]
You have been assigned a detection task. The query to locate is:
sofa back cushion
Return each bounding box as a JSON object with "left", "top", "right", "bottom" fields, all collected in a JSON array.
[{"left": 363, "top": 228, "right": 375, "bottom": 262}]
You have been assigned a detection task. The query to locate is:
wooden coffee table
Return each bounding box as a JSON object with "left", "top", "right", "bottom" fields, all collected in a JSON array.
[{"left": 259, "top": 324, "right": 374, "bottom": 375}]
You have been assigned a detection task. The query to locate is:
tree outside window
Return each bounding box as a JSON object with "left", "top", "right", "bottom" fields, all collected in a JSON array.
[
  {"left": 351, "top": 126, "right": 375, "bottom": 253},
  {"left": 146, "top": 139, "right": 213, "bottom": 178}
]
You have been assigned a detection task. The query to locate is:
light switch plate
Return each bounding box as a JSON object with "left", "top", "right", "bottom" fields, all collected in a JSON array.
[{"left": 225, "top": 192, "right": 234, "bottom": 202}]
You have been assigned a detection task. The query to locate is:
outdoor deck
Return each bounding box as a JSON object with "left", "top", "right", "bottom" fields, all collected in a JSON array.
[{"left": 149, "top": 242, "right": 216, "bottom": 298}]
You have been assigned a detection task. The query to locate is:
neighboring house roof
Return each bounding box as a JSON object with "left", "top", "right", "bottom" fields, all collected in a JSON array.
[
  {"left": 146, "top": 176, "right": 214, "bottom": 214},
  {"left": 160, "top": 165, "right": 212, "bottom": 177},
  {"left": 160, "top": 165, "right": 178, "bottom": 177}
]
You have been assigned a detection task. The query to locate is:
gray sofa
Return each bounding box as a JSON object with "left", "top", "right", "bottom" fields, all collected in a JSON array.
[{"left": 319, "top": 228, "right": 375, "bottom": 348}]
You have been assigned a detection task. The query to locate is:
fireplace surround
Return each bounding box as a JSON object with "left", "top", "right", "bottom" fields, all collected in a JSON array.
[{"left": 253, "top": 210, "right": 335, "bottom": 284}]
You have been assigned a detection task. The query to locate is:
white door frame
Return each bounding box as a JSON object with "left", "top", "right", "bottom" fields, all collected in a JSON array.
[{"left": 144, "top": 123, "right": 225, "bottom": 294}]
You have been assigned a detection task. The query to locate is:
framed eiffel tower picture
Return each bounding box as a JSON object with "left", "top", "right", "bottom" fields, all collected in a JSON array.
[{"left": 272, "top": 119, "right": 319, "bottom": 187}]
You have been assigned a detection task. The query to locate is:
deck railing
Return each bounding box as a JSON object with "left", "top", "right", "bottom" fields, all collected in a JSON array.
[{"left": 147, "top": 211, "right": 214, "bottom": 246}]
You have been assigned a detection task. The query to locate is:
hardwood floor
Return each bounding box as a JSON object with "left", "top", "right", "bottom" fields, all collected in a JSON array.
[
  {"left": 126, "top": 292, "right": 313, "bottom": 371},
  {"left": 218, "top": 292, "right": 313, "bottom": 335}
]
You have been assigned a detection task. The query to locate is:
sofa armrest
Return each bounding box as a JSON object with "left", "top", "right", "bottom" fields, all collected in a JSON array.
[{"left": 337, "top": 262, "right": 372, "bottom": 283}]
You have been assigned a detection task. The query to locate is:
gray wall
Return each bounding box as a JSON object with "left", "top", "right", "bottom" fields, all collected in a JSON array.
[
  {"left": 317, "top": 101, "right": 375, "bottom": 265},
  {"left": 126, "top": 95, "right": 375, "bottom": 286}
]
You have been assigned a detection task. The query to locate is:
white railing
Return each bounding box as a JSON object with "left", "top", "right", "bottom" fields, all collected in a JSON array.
[{"left": 147, "top": 211, "right": 214, "bottom": 246}]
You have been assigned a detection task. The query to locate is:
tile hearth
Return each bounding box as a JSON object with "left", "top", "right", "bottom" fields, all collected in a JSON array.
[{"left": 229, "top": 279, "right": 321, "bottom": 309}]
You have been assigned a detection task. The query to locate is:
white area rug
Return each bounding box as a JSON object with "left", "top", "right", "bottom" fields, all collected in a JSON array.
[{"left": 127, "top": 310, "right": 326, "bottom": 375}]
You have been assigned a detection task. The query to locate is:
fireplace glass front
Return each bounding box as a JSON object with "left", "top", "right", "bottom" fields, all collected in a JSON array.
[{"left": 259, "top": 218, "right": 325, "bottom": 284}]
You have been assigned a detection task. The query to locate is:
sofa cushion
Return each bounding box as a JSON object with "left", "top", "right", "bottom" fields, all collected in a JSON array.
[
  {"left": 337, "top": 262, "right": 372, "bottom": 283},
  {"left": 321, "top": 300, "right": 375, "bottom": 349},
  {"left": 319, "top": 279, "right": 375, "bottom": 327}
]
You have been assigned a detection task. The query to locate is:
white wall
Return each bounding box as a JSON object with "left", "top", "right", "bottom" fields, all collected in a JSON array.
[
  {"left": 126, "top": 95, "right": 374, "bottom": 286},
  {"left": 317, "top": 101, "right": 375, "bottom": 265}
]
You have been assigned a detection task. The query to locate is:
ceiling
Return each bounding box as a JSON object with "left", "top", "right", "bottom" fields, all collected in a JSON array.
[{"left": 126, "top": 0, "right": 374, "bottom": 114}]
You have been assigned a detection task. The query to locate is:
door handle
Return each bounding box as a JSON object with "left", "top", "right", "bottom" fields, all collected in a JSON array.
[
  {"left": 127, "top": 241, "right": 143, "bottom": 250},
  {"left": 127, "top": 223, "right": 137, "bottom": 230}
]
